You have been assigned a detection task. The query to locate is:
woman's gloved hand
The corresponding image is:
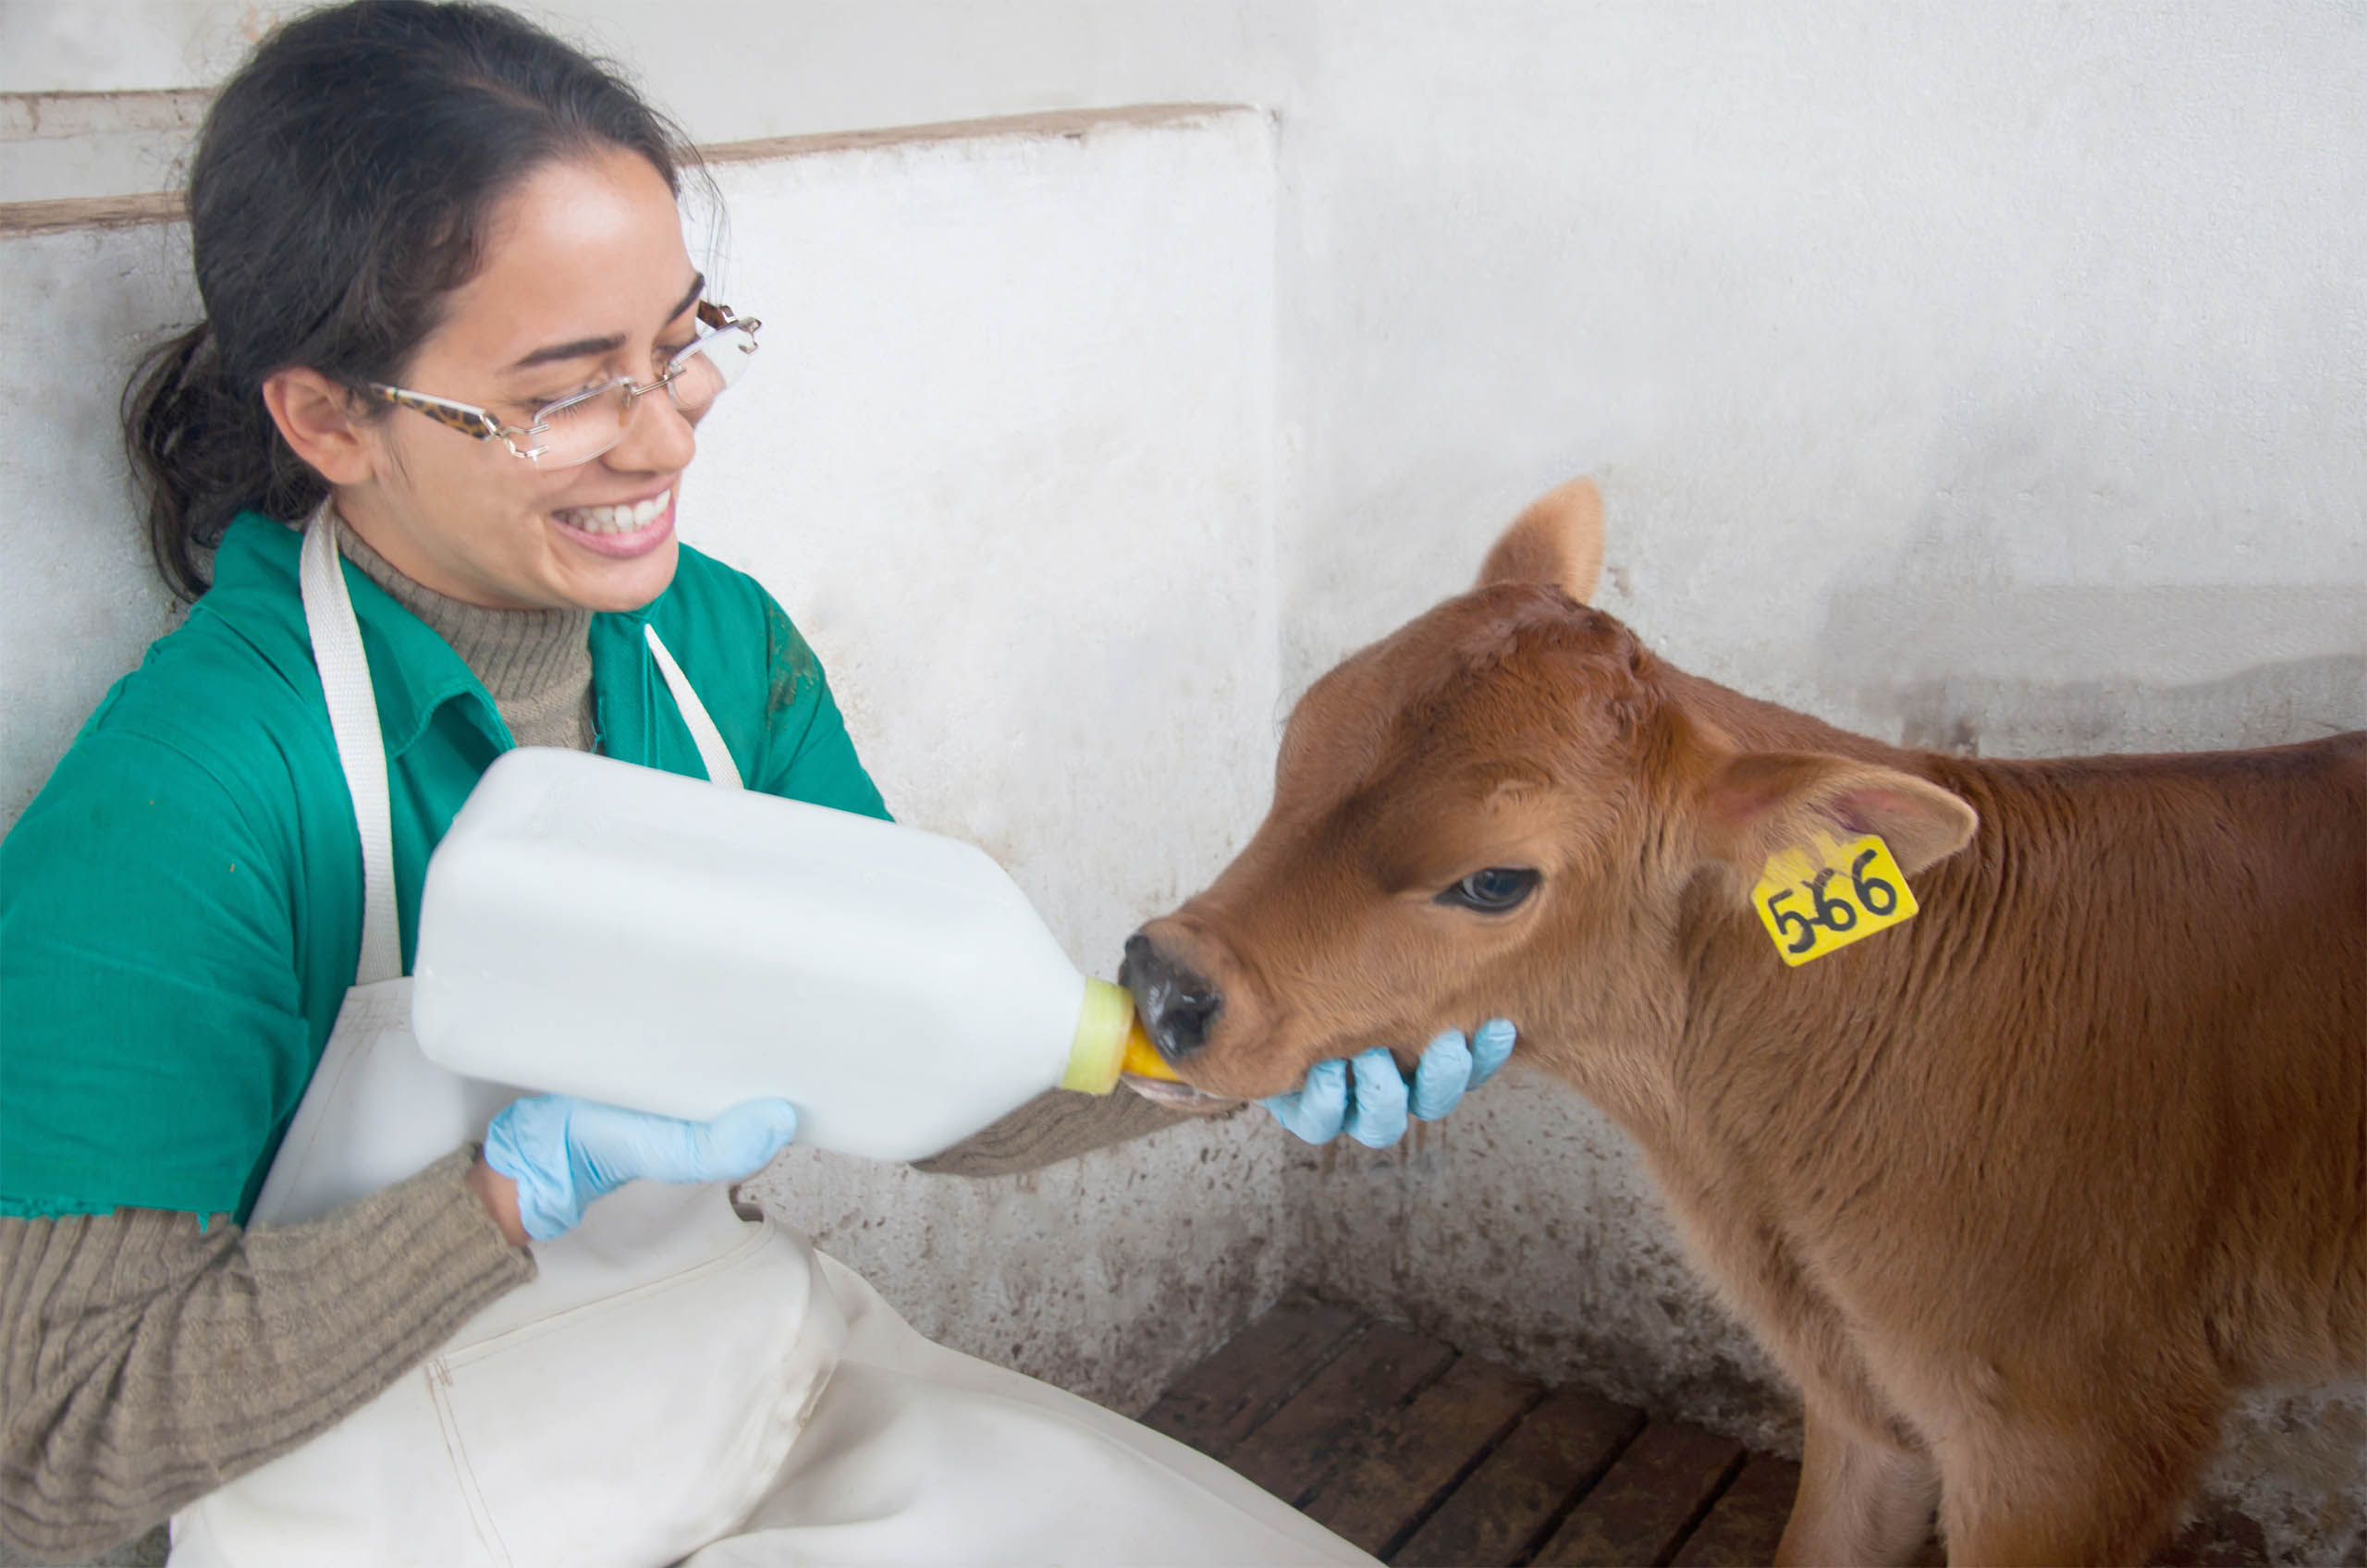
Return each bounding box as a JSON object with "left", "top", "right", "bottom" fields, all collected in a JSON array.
[
  {"left": 482, "top": 1095, "right": 801, "bottom": 1242},
  {"left": 1260, "top": 1019, "right": 1515, "bottom": 1147}
]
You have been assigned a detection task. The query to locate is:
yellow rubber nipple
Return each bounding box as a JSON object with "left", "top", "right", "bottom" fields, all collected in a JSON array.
[{"left": 1121, "top": 1021, "right": 1183, "bottom": 1083}]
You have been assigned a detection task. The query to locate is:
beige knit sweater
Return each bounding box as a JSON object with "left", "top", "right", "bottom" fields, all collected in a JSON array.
[{"left": 0, "top": 526, "right": 1184, "bottom": 1560}]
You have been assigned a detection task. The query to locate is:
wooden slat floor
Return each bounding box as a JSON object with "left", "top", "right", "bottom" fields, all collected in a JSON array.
[
  {"left": 1141, "top": 1292, "right": 2275, "bottom": 1568},
  {"left": 13, "top": 1292, "right": 2279, "bottom": 1568}
]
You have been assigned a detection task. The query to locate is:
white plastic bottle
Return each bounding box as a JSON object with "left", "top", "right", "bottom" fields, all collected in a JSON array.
[{"left": 410, "top": 747, "right": 1172, "bottom": 1161}]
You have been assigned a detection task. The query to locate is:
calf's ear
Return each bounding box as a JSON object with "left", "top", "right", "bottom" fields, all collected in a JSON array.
[
  {"left": 1478, "top": 475, "right": 1603, "bottom": 603},
  {"left": 1694, "top": 750, "right": 1978, "bottom": 884}
]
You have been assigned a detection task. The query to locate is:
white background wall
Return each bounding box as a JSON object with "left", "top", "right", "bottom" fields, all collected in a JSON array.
[
  {"left": 691, "top": 112, "right": 1298, "bottom": 1420},
  {"left": 9, "top": 4, "right": 2362, "bottom": 730},
  {"left": 5, "top": 3, "right": 2362, "bottom": 1559}
]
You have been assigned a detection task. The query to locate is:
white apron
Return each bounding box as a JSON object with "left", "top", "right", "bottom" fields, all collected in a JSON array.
[
  {"left": 172, "top": 516, "right": 1372, "bottom": 1567},
  {"left": 170, "top": 518, "right": 840, "bottom": 1568}
]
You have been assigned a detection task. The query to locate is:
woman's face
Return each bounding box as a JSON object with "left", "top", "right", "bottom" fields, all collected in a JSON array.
[{"left": 335, "top": 147, "right": 705, "bottom": 612}]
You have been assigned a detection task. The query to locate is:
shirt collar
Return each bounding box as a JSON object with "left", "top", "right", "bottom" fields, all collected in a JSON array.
[
  {"left": 212, "top": 514, "right": 509, "bottom": 757},
  {"left": 211, "top": 512, "right": 678, "bottom": 759}
]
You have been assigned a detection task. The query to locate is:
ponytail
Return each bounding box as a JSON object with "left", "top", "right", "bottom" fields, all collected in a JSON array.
[{"left": 123, "top": 324, "right": 326, "bottom": 601}]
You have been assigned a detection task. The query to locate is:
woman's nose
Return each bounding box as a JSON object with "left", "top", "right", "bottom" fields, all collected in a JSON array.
[{"left": 606, "top": 386, "right": 698, "bottom": 473}]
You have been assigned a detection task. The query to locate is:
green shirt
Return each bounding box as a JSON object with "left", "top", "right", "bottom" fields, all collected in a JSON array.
[{"left": 0, "top": 514, "right": 887, "bottom": 1223}]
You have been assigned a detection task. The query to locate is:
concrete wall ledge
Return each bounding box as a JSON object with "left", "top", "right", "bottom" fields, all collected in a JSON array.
[
  {"left": 702, "top": 102, "right": 1258, "bottom": 165},
  {"left": 0, "top": 103, "right": 1259, "bottom": 234},
  {"left": 0, "top": 190, "right": 182, "bottom": 238},
  {"left": 0, "top": 88, "right": 215, "bottom": 140}
]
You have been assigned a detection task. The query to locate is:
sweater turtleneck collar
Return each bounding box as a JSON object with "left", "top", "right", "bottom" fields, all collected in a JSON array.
[{"left": 330, "top": 513, "right": 595, "bottom": 752}]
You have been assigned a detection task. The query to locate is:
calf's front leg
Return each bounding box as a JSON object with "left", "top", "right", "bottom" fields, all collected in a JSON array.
[
  {"left": 1933, "top": 1393, "right": 2219, "bottom": 1567},
  {"left": 1774, "top": 1403, "right": 1938, "bottom": 1567}
]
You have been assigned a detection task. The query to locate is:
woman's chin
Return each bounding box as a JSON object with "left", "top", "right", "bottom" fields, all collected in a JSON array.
[{"left": 552, "top": 534, "right": 679, "bottom": 613}]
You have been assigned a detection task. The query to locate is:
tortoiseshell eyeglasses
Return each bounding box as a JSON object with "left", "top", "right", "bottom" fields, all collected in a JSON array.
[{"left": 364, "top": 301, "right": 761, "bottom": 467}]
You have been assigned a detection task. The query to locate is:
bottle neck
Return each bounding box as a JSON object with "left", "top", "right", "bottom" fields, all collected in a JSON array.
[{"left": 1063, "top": 978, "right": 1176, "bottom": 1092}]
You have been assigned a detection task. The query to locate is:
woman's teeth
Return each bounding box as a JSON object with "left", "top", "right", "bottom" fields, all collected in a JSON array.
[{"left": 555, "top": 490, "right": 669, "bottom": 534}]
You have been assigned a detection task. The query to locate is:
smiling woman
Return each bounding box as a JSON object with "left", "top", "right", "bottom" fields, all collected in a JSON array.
[{"left": 0, "top": 3, "right": 1376, "bottom": 1564}]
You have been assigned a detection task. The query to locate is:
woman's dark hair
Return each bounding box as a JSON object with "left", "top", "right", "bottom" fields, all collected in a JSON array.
[{"left": 123, "top": 0, "right": 704, "bottom": 599}]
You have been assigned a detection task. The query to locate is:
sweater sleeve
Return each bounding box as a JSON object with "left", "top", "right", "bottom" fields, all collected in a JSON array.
[
  {"left": 0, "top": 1148, "right": 533, "bottom": 1562},
  {"left": 913, "top": 1090, "right": 1213, "bottom": 1178}
]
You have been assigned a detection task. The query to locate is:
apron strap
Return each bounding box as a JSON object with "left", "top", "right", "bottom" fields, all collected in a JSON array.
[
  {"left": 300, "top": 509, "right": 742, "bottom": 986},
  {"left": 644, "top": 623, "right": 744, "bottom": 790},
  {"left": 300, "top": 510, "right": 404, "bottom": 986}
]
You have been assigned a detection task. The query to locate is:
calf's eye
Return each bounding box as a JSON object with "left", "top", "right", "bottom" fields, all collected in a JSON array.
[{"left": 1438, "top": 867, "right": 1540, "bottom": 913}]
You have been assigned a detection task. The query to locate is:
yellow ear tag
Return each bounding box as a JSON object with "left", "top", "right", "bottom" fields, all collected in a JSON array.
[{"left": 1751, "top": 832, "right": 1919, "bottom": 967}]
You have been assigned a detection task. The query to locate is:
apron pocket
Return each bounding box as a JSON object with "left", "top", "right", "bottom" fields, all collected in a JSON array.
[{"left": 427, "top": 1219, "right": 843, "bottom": 1568}]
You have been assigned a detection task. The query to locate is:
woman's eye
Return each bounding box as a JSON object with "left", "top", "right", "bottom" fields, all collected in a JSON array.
[
  {"left": 526, "top": 382, "right": 605, "bottom": 415},
  {"left": 1437, "top": 867, "right": 1540, "bottom": 913}
]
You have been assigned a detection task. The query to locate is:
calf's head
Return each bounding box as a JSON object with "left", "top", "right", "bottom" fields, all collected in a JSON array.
[{"left": 1123, "top": 478, "right": 1977, "bottom": 1105}]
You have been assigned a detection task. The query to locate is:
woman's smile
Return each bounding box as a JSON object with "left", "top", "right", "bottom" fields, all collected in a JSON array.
[{"left": 550, "top": 485, "right": 675, "bottom": 557}]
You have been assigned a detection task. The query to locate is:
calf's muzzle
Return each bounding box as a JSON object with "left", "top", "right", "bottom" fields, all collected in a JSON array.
[{"left": 1121, "top": 933, "right": 1223, "bottom": 1061}]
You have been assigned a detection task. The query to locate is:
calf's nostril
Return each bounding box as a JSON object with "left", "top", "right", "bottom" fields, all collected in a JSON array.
[
  {"left": 1121, "top": 935, "right": 1224, "bottom": 1060},
  {"left": 1151, "top": 983, "right": 1221, "bottom": 1059}
]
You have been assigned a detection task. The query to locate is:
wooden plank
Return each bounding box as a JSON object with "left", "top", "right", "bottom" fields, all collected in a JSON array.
[
  {"left": 1138, "top": 1294, "right": 1366, "bottom": 1461},
  {"left": 1223, "top": 1323, "right": 1459, "bottom": 1507},
  {"left": 1390, "top": 1389, "right": 1647, "bottom": 1567},
  {"left": 1671, "top": 1453, "right": 1802, "bottom": 1567},
  {"left": 1298, "top": 1354, "right": 1541, "bottom": 1556},
  {"left": 1531, "top": 1418, "right": 1747, "bottom": 1568}
]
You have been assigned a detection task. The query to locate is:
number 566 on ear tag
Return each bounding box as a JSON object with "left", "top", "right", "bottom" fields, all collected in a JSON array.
[{"left": 1752, "top": 833, "right": 1919, "bottom": 967}]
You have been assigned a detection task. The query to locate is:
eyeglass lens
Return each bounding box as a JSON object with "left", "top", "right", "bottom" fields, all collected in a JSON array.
[{"left": 528, "top": 325, "right": 757, "bottom": 466}]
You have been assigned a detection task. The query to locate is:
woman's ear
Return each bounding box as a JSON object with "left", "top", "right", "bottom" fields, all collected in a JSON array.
[{"left": 260, "top": 368, "right": 377, "bottom": 485}]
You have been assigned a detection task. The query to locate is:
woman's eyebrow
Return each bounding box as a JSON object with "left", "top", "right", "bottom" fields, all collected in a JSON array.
[{"left": 501, "top": 274, "right": 706, "bottom": 374}]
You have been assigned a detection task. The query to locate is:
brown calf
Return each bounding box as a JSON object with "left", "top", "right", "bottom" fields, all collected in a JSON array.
[{"left": 1123, "top": 479, "right": 2365, "bottom": 1565}]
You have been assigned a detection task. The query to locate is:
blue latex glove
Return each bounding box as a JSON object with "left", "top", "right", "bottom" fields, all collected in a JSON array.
[
  {"left": 1261, "top": 1019, "right": 1516, "bottom": 1147},
  {"left": 483, "top": 1095, "right": 801, "bottom": 1242}
]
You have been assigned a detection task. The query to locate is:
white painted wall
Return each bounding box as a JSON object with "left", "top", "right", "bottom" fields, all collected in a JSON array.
[
  {"left": 6, "top": 2, "right": 2364, "bottom": 1557},
  {"left": 688, "top": 111, "right": 1296, "bottom": 1419},
  {"left": 1269, "top": 3, "right": 2366, "bottom": 749},
  {"left": 0, "top": 217, "right": 192, "bottom": 824}
]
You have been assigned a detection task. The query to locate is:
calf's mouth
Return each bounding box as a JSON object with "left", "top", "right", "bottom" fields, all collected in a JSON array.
[
  {"left": 1119, "top": 1073, "right": 1238, "bottom": 1112},
  {"left": 1117, "top": 930, "right": 1243, "bottom": 1112}
]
